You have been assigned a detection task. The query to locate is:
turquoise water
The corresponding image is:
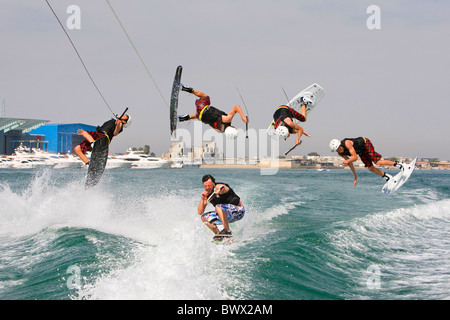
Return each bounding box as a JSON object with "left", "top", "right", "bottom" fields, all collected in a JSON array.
[{"left": 0, "top": 167, "right": 449, "bottom": 300}]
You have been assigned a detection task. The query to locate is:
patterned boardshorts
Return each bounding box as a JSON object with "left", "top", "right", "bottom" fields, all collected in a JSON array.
[
  {"left": 360, "top": 138, "right": 382, "bottom": 167},
  {"left": 201, "top": 204, "right": 245, "bottom": 225}
]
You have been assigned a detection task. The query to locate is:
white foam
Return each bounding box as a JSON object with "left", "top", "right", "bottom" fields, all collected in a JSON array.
[
  {"left": 328, "top": 199, "right": 450, "bottom": 299},
  {"left": 0, "top": 170, "right": 263, "bottom": 299}
]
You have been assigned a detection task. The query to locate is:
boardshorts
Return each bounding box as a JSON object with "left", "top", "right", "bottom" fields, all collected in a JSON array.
[
  {"left": 78, "top": 131, "right": 106, "bottom": 153},
  {"left": 360, "top": 138, "right": 382, "bottom": 167},
  {"left": 201, "top": 204, "right": 245, "bottom": 225},
  {"left": 200, "top": 106, "right": 228, "bottom": 131}
]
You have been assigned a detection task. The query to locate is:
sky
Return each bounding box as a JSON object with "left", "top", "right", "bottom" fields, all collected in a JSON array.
[{"left": 1, "top": 0, "right": 449, "bottom": 160}]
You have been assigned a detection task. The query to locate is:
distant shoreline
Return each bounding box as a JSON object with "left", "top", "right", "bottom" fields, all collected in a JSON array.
[
  {"left": 200, "top": 164, "right": 450, "bottom": 170},
  {"left": 192, "top": 157, "right": 450, "bottom": 170}
]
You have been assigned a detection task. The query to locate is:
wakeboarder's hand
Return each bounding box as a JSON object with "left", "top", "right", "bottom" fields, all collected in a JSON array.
[
  {"left": 214, "top": 185, "right": 225, "bottom": 195},
  {"left": 201, "top": 191, "right": 209, "bottom": 200}
]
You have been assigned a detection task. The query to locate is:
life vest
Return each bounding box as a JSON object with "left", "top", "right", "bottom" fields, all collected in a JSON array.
[
  {"left": 340, "top": 137, "right": 367, "bottom": 156},
  {"left": 273, "top": 106, "right": 294, "bottom": 133},
  {"left": 208, "top": 182, "right": 241, "bottom": 206},
  {"left": 96, "top": 118, "right": 122, "bottom": 142}
]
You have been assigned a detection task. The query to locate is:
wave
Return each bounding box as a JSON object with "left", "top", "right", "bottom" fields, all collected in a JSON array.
[
  {"left": 326, "top": 199, "right": 450, "bottom": 299},
  {"left": 2, "top": 169, "right": 448, "bottom": 299},
  {"left": 75, "top": 186, "right": 310, "bottom": 299},
  {"left": 0, "top": 170, "right": 273, "bottom": 299}
]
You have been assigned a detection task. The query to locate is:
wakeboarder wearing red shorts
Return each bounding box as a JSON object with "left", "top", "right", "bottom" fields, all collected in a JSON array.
[{"left": 329, "top": 137, "right": 408, "bottom": 187}]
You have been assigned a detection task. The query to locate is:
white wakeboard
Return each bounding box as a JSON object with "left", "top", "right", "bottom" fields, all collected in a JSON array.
[
  {"left": 382, "top": 157, "right": 417, "bottom": 195},
  {"left": 267, "top": 83, "right": 325, "bottom": 137}
]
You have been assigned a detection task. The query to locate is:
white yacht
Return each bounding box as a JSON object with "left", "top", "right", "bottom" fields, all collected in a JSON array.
[
  {"left": 53, "top": 154, "right": 83, "bottom": 169},
  {"left": 0, "top": 158, "right": 13, "bottom": 168},
  {"left": 9, "top": 145, "right": 56, "bottom": 169},
  {"left": 81, "top": 151, "right": 131, "bottom": 169},
  {"left": 31, "top": 148, "right": 82, "bottom": 168},
  {"left": 105, "top": 156, "right": 133, "bottom": 169},
  {"left": 114, "top": 149, "right": 170, "bottom": 169},
  {"left": 11, "top": 157, "right": 55, "bottom": 169}
]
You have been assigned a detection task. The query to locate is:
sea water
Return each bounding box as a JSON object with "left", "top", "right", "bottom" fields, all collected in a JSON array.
[{"left": 0, "top": 167, "right": 449, "bottom": 300}]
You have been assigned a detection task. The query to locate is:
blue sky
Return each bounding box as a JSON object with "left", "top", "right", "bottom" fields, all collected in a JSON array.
[{"left": 1, "top": 0, "right": 449, "bottom": 160}]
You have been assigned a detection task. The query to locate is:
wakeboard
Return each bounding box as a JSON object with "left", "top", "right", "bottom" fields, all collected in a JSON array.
[
  {"left": 85, "top": 135, "right": 109, "bottom": 188},
  {"left": 170, "top": 65, "right": 183, "bottom": 137},
  {"left": 267, "top": 83, "right": 325, "bottom": 137},
  {"left": 212, "top": 234, "right": 234, "bottom": 245},
  {"left": 382, "top": 157, "right": 417, "bottom": 195}
]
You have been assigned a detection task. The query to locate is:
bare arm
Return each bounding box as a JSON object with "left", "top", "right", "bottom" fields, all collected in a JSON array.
[
  {"left": 214, "top": 184, "right": 227, "bottom": 195},
  {"left": 342, "top": 140, "right": 358, "bottom": 165},
  {"left": 347, "top": 161, "right": 358, "bottom": 187},
  {"left": 198, "top": 191, "right": 208, "bottom": 215},
  {"left": 283, "top": 118, "right": 311, "bottom": 145},
  {"left": 113, "top": 119, "right": 124, "bottom": 136},
  {"left": 340, "top": 153, "right": 358, "bottom": 187}
]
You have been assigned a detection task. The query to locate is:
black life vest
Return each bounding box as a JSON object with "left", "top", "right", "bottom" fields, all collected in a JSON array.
[
  {"left": 96, "top": 118, "right": 123, "bottom": 141},
  {"left": 340, "top": 137, "right": 366, "bottom": 156},
  {"left": 273, "top": 106, "right": 294, "bottom": 133}
]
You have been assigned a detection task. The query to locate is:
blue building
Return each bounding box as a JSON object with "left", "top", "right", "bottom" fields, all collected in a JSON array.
[
  {"left": 1, "top": 117, "right": 49, "bottom": 155},
  {"left": 29, "top": 123, "right": 96, "bottom": 154}
]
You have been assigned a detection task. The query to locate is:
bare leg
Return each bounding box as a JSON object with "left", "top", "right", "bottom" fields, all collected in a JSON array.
[
  {"left": 300, "top": 104, "right": 307, "bottom": 121},
  {"left": 78, "top": 129, "right": 95, "bottom": 143},
  {"left": 369, "top": 159, "right": 398, "bottom": 177},
  {"left": 192, "top": 90, "right": 208, "bottom": 98},
  {"left": 215, "top": 205, "right": 230, "bottom": 232},
  {"left": 74, "top": 130, "right": 95, "bottom": 164},
  {"left": 74, "top": 145, "right": 89, "bottom": 164},
  {"left": 368, "top": 165, "right": 385, "bottom": 177},
  {"left": 375, "top": 159, "right": 396, "bottom": 167},
  {"left": 222, "top": 105, "right": 248, "bottom": 124},
  {"left": 201, "top": 216, "right": 220, "bottom": 234}
]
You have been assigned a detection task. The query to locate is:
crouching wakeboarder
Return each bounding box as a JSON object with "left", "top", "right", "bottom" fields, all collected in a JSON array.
[{"left": 198, "top": 175, "right": 245, "bottom": 240}]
